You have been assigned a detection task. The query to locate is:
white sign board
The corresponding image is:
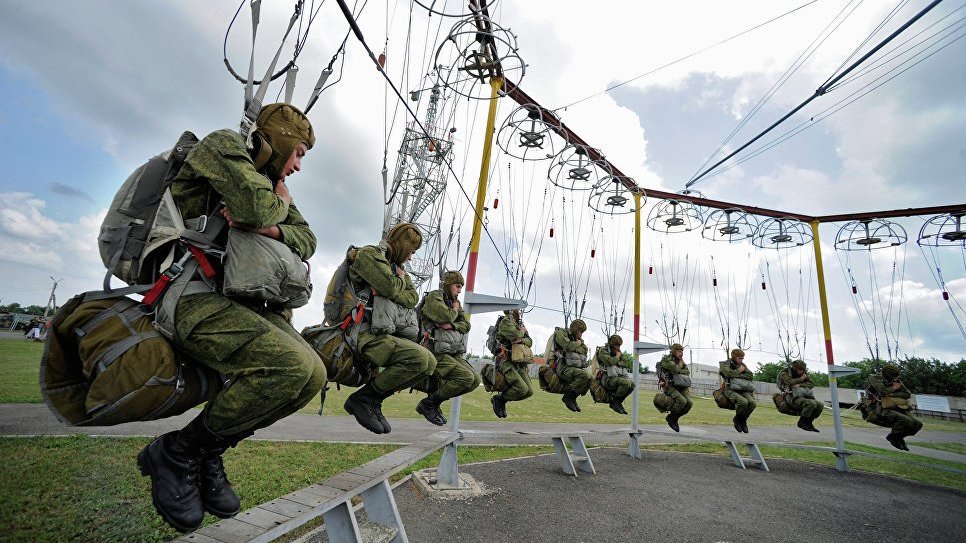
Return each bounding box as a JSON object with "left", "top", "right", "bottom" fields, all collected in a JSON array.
[{"left": 914, "top": 394, "right": 951, "bottom": 413}]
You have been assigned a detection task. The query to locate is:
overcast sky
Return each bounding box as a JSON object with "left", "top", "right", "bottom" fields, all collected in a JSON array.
[{"left": 0, "top": 0, "right": 963, "bottom": 369}]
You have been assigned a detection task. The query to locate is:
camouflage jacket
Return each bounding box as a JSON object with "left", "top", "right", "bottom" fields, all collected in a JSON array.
[
  {"left": 553, "top": 328, "right": 588, "bottom": 355},
  {"left": 348, "top": 245, "right": 418, "bottom": 309},
  {"left": 778, "top": 368, "right": 814, "bottom": 391},
  {"left": 719, "top": 360, "right": 754, "bottom": 381},
  {"left": 497, "top": 315, "right": 532, "bottom": 347},
  {"left": 659, "top": 354, "right": 689, "bottom": 376},
  {"left": 596, "top": 347, "right": 627, "bottom": 369},
  {"left": 420, "top": 289, "right": 470, "bottom": 333},
  {"left": 171, "top": 129, "right": 316, "bottom": 259},
  {"left": 868, "top": 375, "right": 911, "bottom": 399}
]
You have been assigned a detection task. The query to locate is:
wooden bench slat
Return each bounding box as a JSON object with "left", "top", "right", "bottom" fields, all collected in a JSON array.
[
  {"left": 259, "top": 497, "right": 309, "bottom": 518},
  {"left": 284, "top": 489, "right": 328, "bottom": 508},
  {"left": 196, "top": 518, "right": 264, "bottom": 543},
  {"left": 325, "top": 472, "right": 372, "bottom": 491},
  {"left": 300, "top": 483, "right": 344, "bottom": 500},
  {"left": 235, "top": 507, "right": 292, "bottom": 529},
  {"left": 171, "top": 532, "right": 226, "bottom": 543}
]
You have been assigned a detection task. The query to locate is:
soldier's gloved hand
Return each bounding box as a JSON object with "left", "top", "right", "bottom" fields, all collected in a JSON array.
[
  {"left": 394, "top": 265, "right": 406, "bottom": 278},
  {"left": 274, "top": 179, "right": 292, "bottom": 206}
]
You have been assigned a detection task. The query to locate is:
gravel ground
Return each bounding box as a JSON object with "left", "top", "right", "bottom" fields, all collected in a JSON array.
[{"left": 392, "top": 447, "right": 966, "bottom": 543}]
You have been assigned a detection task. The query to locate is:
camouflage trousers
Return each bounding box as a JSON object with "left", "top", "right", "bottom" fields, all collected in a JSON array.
[
  {"left": 556, "top": 366, "right": 591, "bottom": 396},
  {"left": 879, "top": 408, "right": 923, "bottom": 437},
  {"left": 357, "top": 331, "right": 437, "bottom": 396},
  {"left": 174, "top": 293, "right": 326, "bottom": 437},
  {"left": 602, "top": 375, "right": 635, "bottom": 403},
  {"left": 500, "top": 362, "right": 533, "bottom": 402},
  {"left": 412, "top": 353, "right": 481, "bottom": 401},
  {"left": 666, "top": 387, "right": 693, "bottom": 419},
  {"left": 724, "top": 389, "right": 757, "bottom": 420},
  {"left": 791, "top": 396, "right": 823, "bottom": 422}
]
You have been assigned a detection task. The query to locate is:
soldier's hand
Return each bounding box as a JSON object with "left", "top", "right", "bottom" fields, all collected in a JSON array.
[
  {"left": 439, "top": 323, "right": 454, "bottom": 330},
  {"left": 892, "top": 381, "right": 902, "bottom": 391},
  {"left": 395, "top": 265, "right": 406, "bottom": 278},
  {"left": 274, "top": 179, "right": 292, "bottom": 206},
  {"left": 738, "top": 364, "right": 746, "bottom": 373},
  {"left": 221, "top": 207, "right": 238, "bottom": 227}
]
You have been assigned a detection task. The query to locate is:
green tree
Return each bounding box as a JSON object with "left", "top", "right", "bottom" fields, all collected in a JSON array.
[{"left": 753, "top": 361, "right": 785, "bottom": 383}]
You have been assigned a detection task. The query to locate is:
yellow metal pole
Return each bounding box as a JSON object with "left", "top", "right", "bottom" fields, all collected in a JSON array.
[
  {"left": 440, "top": 76, "right": 503, "bottom": 485},
  {"left": 465, "top": 76, "right": 504, "bottom": 295},
  {"left": 811, "top": 220, "right": 849, "bottom": 471}
]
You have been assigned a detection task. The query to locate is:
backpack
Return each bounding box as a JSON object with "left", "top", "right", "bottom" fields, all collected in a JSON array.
[
  {"left": 485, "top": 315, "right": 506, "bottom": 356},
  {"left": 98, "top": 131, "right": 204, "bottom": 289},
  {"left": 323, "top": 246, "right": 367, "bottom": 326},
  {"left": 40, "top": 292, "right": 219, "bottom": 426},
  {"left": 301, "top": 324, "right": 370, "bottom": 388}
]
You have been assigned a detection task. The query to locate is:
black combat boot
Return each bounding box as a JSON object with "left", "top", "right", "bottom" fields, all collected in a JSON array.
[
  {"left": 491, "top": 394, "right": 508, "bottom": 418},
  {"left": 608, "top": 400, "right": 625, "bottom": 415},
  {"left": 345, "top": 384, "right": 388, "bottom": 434},
  {"left": 562, "top": 393, "right": 580, "bottom": 413},
  {"left": 198, "top": 426, "right": 252, "bottom": 519},
  {"left": 416, "top": 395, "right": 447, "bottom": 426},
  {"left": 797, "top": 418, "right": 820, "bottom": 433},
  {"left": 732, "top": 416, "right": 743, "bottom": 433},
  {"left": 666, "top": 414, "right": 680, "bottom": 433},
  {"left": 137, "top": 427, "right": 206, "bottom": 531},
  {"left": 740, "top": 417, "right": 750, "bottom": 434},
  {"left": 886, "top": 432, "right": 904, "bottom": 450},
  {"left": 896, "top": 433, "right": 910, "bottom": 451}
]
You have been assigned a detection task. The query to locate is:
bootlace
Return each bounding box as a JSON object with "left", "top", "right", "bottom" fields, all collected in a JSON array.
[{"left": 203, "top": 455, "right": 229, "bottom": 487}]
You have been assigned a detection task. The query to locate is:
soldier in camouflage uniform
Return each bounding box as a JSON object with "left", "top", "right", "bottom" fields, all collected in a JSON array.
[
  {"left": 719, "top": 348, "right": 756, "bottom": 433},
  {"left": 868, "top": 364, "right": 923, "bottom": 450},
  {"left": 138, "top": 104, "right": 326, "bottom": 532},
  {"left": 342, "top": 223, "right": 438, "bottom": 434},
  {"left": 549, "top": 320, "right": 591, "bottom": 413},
  {"left": 594, "top": 335, "right": 634, "bottom": 414},
  {"left": 490, "top": 309, "right": 534, "bottom": 418},
  {"left": 413, "top": 270, "right": 480, "bottom": 426},
  {"left": 777, "top": 360, "right": 822, "bottom": 432},
  {"left": 658, "top": 343, "right": 692, "bottom": 432}
]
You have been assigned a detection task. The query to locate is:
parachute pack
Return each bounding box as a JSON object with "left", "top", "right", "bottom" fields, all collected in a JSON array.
[
  {"left": 485, "top": 315, "right": 506, "bottom": 356},
  {"left": 323, "top": 246, "right": 367, "bottom": 326}
]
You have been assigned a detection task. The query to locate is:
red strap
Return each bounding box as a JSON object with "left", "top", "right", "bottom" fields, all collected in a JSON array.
[
  {"left": 186, "top": 245, "right": 216, "bottom": 278},
  {"left": 142, "top": 275, "right": 172, "bottom": 307}
]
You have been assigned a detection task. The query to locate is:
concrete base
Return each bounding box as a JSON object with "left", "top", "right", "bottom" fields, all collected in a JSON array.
[{"left": 411, "top": 468, "right": 486, "bottom": 500}]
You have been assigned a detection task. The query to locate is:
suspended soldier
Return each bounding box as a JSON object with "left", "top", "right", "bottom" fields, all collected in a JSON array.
[
  {"left": 490, "top": 309, "right": 535, "bottom": 418},
  {"left": 342, "top": 223, "right": 438, "bottom": 434},
  {"left": 594, "top": 335, "right": 634, "bottom": 414},
  {"left": 719, "top": 348, "right": 756, "bottom": 433},
  {"left": 413, "top": 270, "right": 480, "bottom": 426},
  {"left": 864, "top": 364, "right": 923, "bottom": 450},
  {"left": 548, "top": 320, "right": 591, "bottom": 412},
  {"left": 138, "top": 104, "right": 326, "bottom": 532},
  {"left": 657, "top": 343, "right": 692, "bottom": 432},
  {"left": 776, "top": 360, "right": 822, "bottom": 432}
]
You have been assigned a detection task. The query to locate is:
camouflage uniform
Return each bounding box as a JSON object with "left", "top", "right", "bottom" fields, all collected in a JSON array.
[
  {"left": 777, "top": 361, "right": 823, "bottom": 432},
  {"left": 720, "top": 352, "right": 756, "bottom": 432},
  {"left": 418, "top": 288, "right": 480, "bottom": 401},
  {"left": 348, "top": 245, "right": 437, "bottom": 395},
  {"left": 169, "top": 128, "right": 325, "bottom": 437},
  {"left": 496, "top": 312, "right": 534, "bottom": 403},
  {"left": 596, "top": 347, "right": 634, "bottom": 402},
  {"left": 139, "top": 104, "right": 322, "bottom": 533},
  {"left": 868, "top": 365, "right": 922, "bottom": 450},
  {"left": 659, "top": 351, "right": 693, "bottom": 424},
  {"left": 551, "top": 327, "right": 591, "bottom": 396}
]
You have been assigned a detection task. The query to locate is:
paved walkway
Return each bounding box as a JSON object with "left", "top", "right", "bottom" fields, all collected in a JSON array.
[{"left": 3, "top": 403, "right": 964, "bottom": 463}]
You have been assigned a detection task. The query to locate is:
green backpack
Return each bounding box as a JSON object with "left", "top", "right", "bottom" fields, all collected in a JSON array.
[{"left": 40, "top": 292, "right": 219, "bottom": 426}]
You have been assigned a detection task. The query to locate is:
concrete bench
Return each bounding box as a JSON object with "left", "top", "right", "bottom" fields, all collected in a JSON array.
[{"left": 171, "top": 430, "right": 459, "bottom": 543}]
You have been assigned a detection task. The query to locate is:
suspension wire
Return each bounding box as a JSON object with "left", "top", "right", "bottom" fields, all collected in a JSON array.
[
  {"left": 686, "top": 0, "right": 945, "bottom": 188},
  {"left": 553, "top": 0, "right": 821, "bottom": 111},
  {"left": 919, "top": 241, "right": 966, "bottom": 340},
  {"left": 335, "top": 0, "right": 521, "bottom": 295}
]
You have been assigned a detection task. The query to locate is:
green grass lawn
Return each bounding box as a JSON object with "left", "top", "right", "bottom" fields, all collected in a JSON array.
[
  {"left": 5, "top": 338, "right": 964, "bottom": 433},
  {"left": 912, "top": 442, "right": 966, "bottom": 455},
  {"left": 1, "top": 435, "right": 963, "bottom": 543}
]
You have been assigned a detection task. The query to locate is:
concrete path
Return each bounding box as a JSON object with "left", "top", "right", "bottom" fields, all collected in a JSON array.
[
  {"left": 390, "top": 448, "right": 966, "bottom": 543},
  {"left": 3, "top": 403, "right": 964, "bottom": 463}
]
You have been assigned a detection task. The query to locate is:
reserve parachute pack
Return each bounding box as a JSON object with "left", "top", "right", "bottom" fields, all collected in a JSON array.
[
  {"left": 485, "top": 315, "right": 506, "bottom": 356},
  {"left": 323, "top": 246, "right": 368, "bottom": 326},
  {"left": 41, "top": 292, "right": 219, "bottom": 426}
]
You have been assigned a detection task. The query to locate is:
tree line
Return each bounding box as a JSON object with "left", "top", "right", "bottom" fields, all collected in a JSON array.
[
  {"left": 0, "top": 302, "right": 49, "bottom": 315},
  {"left": 754, "top": 357, "right": 966, "bottom": 397}
]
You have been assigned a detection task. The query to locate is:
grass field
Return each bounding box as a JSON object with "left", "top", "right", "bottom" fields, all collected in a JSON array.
[
  {"left": 1, "top": 436, "right": 963, "bottom": 543},
  {"left": 5, "top": 338, "right": 965, "bottom": 432}
]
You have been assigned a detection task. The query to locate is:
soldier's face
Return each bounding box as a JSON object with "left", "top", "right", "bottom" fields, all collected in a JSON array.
[
  {"left": 673, "top": 349, "right": 683, "bottom": 359},
  {"left": 282, "top": 143, "right": 309, "bottom": 178},
  {"left": 449, "top": 283, "right": 462, "bottom": 297}
]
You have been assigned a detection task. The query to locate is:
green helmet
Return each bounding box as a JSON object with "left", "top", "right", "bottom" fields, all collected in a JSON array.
[
  {"left": 790, "top": 360, "right": 806, "bottom": 372},
  {"left": 569, "top": 319, "right": 587, "bottom": 335},
  {"left": 670, "top": 343, "right": 684, "bottom": 353},
  {"left": 442, "top": 270, "right": 465, "bottom": 288},
  {"left": 731, "top": 348, "right": 745, "bottom": 359},
  {"left": 608, "top": 335, "right": 623, "bottom": 348},
  {"left": 251, "top": 103, "right": 315, "bottom": 180},
  {"left": 386, "top": 223, "right": 423, "bottom": 264},
  {"left": 882, "top": 364, "right": 900, "bottom": 380}
]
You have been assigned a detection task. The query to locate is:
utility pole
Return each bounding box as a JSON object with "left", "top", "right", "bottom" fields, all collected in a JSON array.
[{"left": 42, "top": 277, "right": 60, "bottom": 320}]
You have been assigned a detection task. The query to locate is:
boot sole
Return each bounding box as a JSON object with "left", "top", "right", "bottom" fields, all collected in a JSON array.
[
  {"left": 204, "top": 502, "right": 241, "bottom": 519},
  {"left": 344, "top": 399, "right": 386, "bottom": 434},
  {"left": 416, "top": 403, "right": 447, "bottom": 426},
  {"left": 137, "top": 445, "right": 202, "bottom": 533}
]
